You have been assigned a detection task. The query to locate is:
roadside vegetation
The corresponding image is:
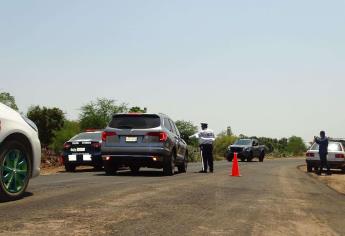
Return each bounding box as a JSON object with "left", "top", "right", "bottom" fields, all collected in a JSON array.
[{"left": 1, "top": 91, "right": 307, "bottom": 167}]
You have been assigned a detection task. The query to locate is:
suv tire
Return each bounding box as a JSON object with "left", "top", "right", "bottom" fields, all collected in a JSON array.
[
  {"left": 178, "top": 153, "right": 188, "bottom": 173},
  {"left": 163, "top": 152, "right": 175, "bottom": 176}
]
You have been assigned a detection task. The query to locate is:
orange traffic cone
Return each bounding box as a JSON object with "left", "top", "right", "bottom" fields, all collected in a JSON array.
[{"left": 231, "top": 152, "right": 241, "bottom": 177}]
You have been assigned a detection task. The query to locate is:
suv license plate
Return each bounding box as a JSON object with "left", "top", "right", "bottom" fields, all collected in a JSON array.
[{"left": 126, "top": 137, "right": 138, "bottom": 142}]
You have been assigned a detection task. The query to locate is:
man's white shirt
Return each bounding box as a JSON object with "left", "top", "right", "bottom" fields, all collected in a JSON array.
[{"left": 190, "top": 129, "right": 215, "bottom": 145}]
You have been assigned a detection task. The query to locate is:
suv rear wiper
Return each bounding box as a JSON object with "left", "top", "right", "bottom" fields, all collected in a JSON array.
[{"left": 117, "top": 125, "right": 134, "bottom": 129}]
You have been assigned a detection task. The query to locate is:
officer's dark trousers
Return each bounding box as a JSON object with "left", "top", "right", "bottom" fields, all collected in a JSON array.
[
  {"left": 201, "top": 144, "right": 214, "bottom": 172},
  {"left": 319, "top": 153, "right": 330, "bottom": 173}
]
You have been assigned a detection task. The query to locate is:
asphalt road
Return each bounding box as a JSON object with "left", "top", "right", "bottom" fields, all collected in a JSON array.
[{"left": 0, "top": 158, "right": 344, "bottom": 236}]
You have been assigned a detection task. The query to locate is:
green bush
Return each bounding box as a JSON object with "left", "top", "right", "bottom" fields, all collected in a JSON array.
[
  {"left": 213, "top": 134, "right": 238, "bottom": 158},
  {"left": 50, "top": 121, "right": 81, "bottom": 154},
  {"left": 286, "top": 136, "right": 306, "bottom": 156},
  {"left": 187, "top": 146, "right": 201, "bottom": 162}
]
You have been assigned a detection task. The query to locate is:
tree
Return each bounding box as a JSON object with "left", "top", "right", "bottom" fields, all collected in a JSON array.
[
  {"left": 286, "top": 136, "right": 306, "bottom": 156},
  {"left": 213, "top": 132, "right": 237, "bottom": 157},
  {"left": 0, "top": 92, "right": 18, "bottom": 110},
  {"left": 27, "top": 106, "right": 65, "bottom": 147},
  {"left": 50, "top": 120, "right": 81, "bottom": 154},
  {"left": 79, "top": 98, "right": 128, "bottom": 130},
  {"left": 129, "top": 106, "right": 147, "bottom": 113},
  {"left": 175, "top": 120, "right": 198, "bottom": 146}
]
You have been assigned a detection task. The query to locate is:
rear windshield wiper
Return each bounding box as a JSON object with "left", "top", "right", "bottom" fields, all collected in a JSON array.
[{"left": 116, "top": 125, "right": 134, "bottom": 129}]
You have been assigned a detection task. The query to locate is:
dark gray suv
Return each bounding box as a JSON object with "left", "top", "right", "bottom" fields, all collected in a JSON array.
[{"left": 101, "top": 113, "right": 188, "bottom": 176}]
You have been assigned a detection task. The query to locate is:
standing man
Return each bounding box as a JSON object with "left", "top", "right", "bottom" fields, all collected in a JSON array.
[
  {"left": 190, "top": 123, "right": 215, "bottom": 173},
  {"left": 314, "top": 131, "right": 331, "bottom": 176}
]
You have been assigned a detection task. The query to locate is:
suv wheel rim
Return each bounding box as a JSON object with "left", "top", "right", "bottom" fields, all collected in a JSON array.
[{"left": 1, "top": 149, "right": 28, "bottom": 194}]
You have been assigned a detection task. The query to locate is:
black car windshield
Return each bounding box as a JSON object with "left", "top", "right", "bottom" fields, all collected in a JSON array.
[
  {"left": 234, "top": 139, "right": 252, "bottom": 145},
  {"left": 109, "top": 114, "right": 161, "bottom": 129},
  {"left": 71, "top": 132, "right": 102, "bottom": 141},
  {"left": 310, "top": 142, "right": 342, "bottom": 152}
]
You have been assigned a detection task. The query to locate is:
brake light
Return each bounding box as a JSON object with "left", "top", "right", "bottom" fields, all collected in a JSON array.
[
  {"left": 335, "top": 154, "right": 345, "bottom": 158},
  {"left": 64, "top": 143, "right": 71, "bottom": 150},
  {"left": 92, "top": 142, "right": 101, "bottom": 148},
  {"left": 306, "top": 153, "right": 315, "bottom": 157},
  {"left": 102, "top": 131, "right": 117, "bottom": 141},
  {"left": 147, "top": 132, "right": 168, "bottom": 142}
]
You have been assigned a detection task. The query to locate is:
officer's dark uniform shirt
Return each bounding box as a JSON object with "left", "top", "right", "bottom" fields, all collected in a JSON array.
[{"left": 315, "top": 137, "right": 329, "bottom": 154}]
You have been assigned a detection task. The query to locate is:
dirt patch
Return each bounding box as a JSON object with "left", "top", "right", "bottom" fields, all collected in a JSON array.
[
  {"left": 299, "top": 165, "right": 345, "bottom": 195},
  {"left": 40, "top": 166, "right": 64, "bottom": 175},
  {"left": 40, "top": 166, "right": 96, "bottom": 176}
]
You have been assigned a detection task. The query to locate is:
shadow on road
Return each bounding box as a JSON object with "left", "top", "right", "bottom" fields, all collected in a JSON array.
[
  {"left": 312, "top": 169, "right": 345, "bottom": 175},
  {"left": 0, "top": 192, "right": 33, "bottom": 204},
  {"left": 95, "top": 170, "right": 184, "bottom": 177},
  {"left": 58, "top": 168, "right": 104, "bottom": 174}
]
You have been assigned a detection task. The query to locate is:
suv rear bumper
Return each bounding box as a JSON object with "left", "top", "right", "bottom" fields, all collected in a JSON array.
[
  {"left": 102, "top": 147, "right": 171, "bottom": 168},
  {"left": 102, "top": 146, "right": 170, "bottom": 156}
]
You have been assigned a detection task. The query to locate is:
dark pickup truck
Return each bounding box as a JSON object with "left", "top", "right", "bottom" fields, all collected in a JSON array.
[{"left": 226, "top": 138, "right": 265, "bottom": 162}]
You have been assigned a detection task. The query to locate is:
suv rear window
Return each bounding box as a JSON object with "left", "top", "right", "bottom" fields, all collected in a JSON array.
[
  {"left": 310, "top": 142, "right": 343, "bottom": 152},
  {"left": 109, "top": 114, "right": 161, "bottom": 129}
]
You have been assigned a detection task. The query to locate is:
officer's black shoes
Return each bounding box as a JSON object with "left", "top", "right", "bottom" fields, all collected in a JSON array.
[
  {"left": 326, "top": 172, "right": 332, "bottom": 176},
  {"left": 198, "top": 170, "right": 207, "bottom": 173}
]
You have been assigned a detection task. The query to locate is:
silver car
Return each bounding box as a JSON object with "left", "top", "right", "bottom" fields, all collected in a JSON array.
[{"left": 102, "top": 113, "right": 188, "bottom": 176}]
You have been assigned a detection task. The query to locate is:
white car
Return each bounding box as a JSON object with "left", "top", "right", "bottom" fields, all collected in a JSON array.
[
  {"left": 0, "top": 103, "right": 41, "bottom": 201},
  {"left": 306, "top": 140, "right": 345, "bottom": 172}
]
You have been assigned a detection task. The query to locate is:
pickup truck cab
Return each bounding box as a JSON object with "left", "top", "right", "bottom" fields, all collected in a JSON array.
[{"left": 226, "top": 138, "right": 265, "bottom": 162}]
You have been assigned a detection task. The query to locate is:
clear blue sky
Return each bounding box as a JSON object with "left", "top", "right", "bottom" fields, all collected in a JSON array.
[{"left": 1, "top": 0, "right": 344, "bottom": 140}]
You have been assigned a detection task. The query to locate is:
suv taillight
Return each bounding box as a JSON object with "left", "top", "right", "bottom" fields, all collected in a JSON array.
[
  {"left": 335, "top": 154, "right": 345, "bottom": 158},
  {"left": 147, "top": 132, "right": 168, "bottom": 142},
  {"left": 306, "top": 153, "right": 315, "bottom": 157},
  {"left": 102, "top": 131, "right": 117, "bottom": 141},
  {"left": 64, "top": 143, "right": 71, "bottom": 150}
]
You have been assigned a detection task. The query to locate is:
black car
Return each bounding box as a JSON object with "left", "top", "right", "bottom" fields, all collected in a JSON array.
[
  {"left": 101, "top": 113, "right": 188, "bottom": 176},
  {"left": 226, "top": 138, "right": 266, "bottom": 162},
  {"left": 62, "top": 131, "right": 103, "bottom": 172}
]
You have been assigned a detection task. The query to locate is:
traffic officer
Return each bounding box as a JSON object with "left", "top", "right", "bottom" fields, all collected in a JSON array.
[
  {"left": 190, "top": 123, "right": 215, "bottom": 173},
  {"left": 314, "top": 131, "right": 331, "bottom": 176}
]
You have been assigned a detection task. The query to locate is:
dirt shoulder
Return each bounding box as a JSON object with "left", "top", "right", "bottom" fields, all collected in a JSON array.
[
  {"left": 299, "top": 165, "right": 345, "bottom": 195},
  {"left": 40, "top": 166, "right": 65, "bottom": 175},
  {"left": 40, "top": 165, "right": 97, "bottom": 175}
]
